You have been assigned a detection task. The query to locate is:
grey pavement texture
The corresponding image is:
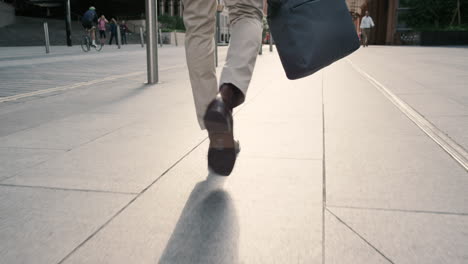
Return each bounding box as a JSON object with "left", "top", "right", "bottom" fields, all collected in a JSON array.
[
  {"left": 0, "top": 45, "right": 467, "bottom": 263},
  {"left": 348, "top": 46, "right": 468, "bottom": 151}
]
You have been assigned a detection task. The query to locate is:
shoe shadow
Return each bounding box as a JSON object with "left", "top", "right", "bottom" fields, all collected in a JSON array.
[{"left": 158, "top": 173, "right": 239, "bottom": 264}]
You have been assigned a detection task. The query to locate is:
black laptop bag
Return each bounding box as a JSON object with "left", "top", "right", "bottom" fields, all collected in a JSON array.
[{"left": 267, "top": 0, "right": 360, "bottom": 80}]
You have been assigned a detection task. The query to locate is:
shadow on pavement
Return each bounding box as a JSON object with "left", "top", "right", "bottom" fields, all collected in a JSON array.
[{"left": 158, "top": 173, "right": 239, "bottom": 264}]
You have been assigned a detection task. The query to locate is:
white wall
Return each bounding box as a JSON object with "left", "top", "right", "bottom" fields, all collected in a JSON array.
[{"left": 0, "top": 2, "right": 15, "bottom": 28}]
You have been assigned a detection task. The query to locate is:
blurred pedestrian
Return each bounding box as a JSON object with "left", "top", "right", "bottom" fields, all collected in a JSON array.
[
  {"left": 97, "top": 15, "right": 108, "bottom": 45},
  {"left": 183, "top": 0, "right": 264, "bottom": 175},
  {"left": 360, "top": 11, "right": 375, "bottom": 47},
  {"left": 120, "top": 20, "right": 129, "bottom": 45},
  {"left": 108, "top": 18, "right": 118, "bottom": 45}
]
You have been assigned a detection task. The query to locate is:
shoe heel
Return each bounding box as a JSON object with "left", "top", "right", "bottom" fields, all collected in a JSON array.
[{"left": 204, "top": 110, "right": 231, "bottom": 133}]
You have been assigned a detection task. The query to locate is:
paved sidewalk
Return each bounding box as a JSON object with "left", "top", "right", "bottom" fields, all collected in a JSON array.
[
  {"left": 349, "top": 46, "right": 468, "bottom": 150},
  {"left": 0, "top": 46, "right": 467, "bottom": 263},
  {"left": 0, "top": 45, "right": 207, "bottom": 99}
]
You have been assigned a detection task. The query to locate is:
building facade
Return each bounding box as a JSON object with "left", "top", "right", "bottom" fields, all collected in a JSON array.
[
  {"left": 347, "top": 0, "right": 403, "bottom": 45},
  {"left": 158, "top": 0, "right": 183, "bottom": 17}
]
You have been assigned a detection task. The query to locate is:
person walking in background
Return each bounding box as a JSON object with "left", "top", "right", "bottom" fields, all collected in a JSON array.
[
  {"left": 360, "top": 11, "right": 375, "bottom": 47},
  {"left": 120, "top": 20, "right": 129, "bottom": 45},
  {"left": 108, "top": 18, "right": 118, "bottom": 45},
  {"left": 183, "top": 0, "right": 265, "bottom": 175},
  {"left": 97, "top": 15, "right": 108, "bottom": 45}
]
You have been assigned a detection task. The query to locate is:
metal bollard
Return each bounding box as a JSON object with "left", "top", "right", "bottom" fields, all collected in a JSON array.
[
  {"left": 215, "top": 33, "right": 218, "bottom": 67},
  {"left": 258, "top": 27, "right": 263, "bottom": 55},
  {"left": 145, "top": 0, "right": 159, "bottom": 84},
  {"left": 43, "top": 22, "right": 50, "bottom": 54},
  {"left": 174, "top": 30, "right": 178, "bottom": 46},
  {"left": 117, "top": 25, "right": 122, "bottom": 49},
  {"left": 65, "top": 0, "right": 72, "bottom": 46},
  {"left": 269, "top": 30, "right": 273, "bottom": 52},
  {"left": 140, "top": 27, "right": 145, "bottom": 47},
  {"left": 159, "top": 28, "right": 163, "bottom": 47},
  {"left": 215, "top": 9, "right": 220, "bottom": 67}
]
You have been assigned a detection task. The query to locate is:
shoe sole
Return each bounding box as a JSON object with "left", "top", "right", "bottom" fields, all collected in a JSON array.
[{"left": 204, "top": 108, "right": 236, "bottom": 176}]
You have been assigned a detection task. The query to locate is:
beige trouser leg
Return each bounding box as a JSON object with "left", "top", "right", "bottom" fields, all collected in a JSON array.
[
  {"left": 363, "top": 28, "right": 371, "bottom": 45},
  {"left": 183, "top": 0, "right": 263, "bottom": 129}
]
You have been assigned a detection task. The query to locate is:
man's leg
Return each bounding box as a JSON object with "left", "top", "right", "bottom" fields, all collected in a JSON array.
[
  {"left": 364, "top": 28, "right": 370, "bottom": 46},
  {"left": 219, "top": 0, "right": 263, "bottom": 105},
  {"left": 182, "top": 0, "right": 217, "bottom": 129},
  {"left": 90, "top": 28, "right": 96, "bottom": 42},
  {"left": 361, "top": 29, "right": 367, "bottom": 46},
  {"left": 202, "top": 0, "right": 263, "bottom": 175}
]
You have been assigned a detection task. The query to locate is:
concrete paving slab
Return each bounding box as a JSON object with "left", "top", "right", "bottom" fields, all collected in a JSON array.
[
  {"left": 57, "top": 52, "right": 324, "bottom": 264},
  {"left": 234, "top": 57, "right": 323, "bottom": 160},
  {"left": 3, "top": 120, "right": 206, "bottom": 193},
  {"left": 0, "top": 185, "right": 133, "bottom": 264},
  {"left": 325, "top": 62, "right": 424, "bottom": 137},
  {"left": 430, "top": 115, "right": 468, "bottom": 150},
  {"left": 0, "top": 47, "right": 225, "bottom": 194},
  {"left": 237, "top": 117, "right": 322, "bottom": 160},
  {"left": 325, "top": 61, "right": 468, "bottom": 213},
  {"left": 235, "top": 73, "right": 324, "bottom": 122},
  {"left": 325, "top": 210, "right": 390, "bottom": 264},
  {"left": 88, "top": 76, "right": 195, "bottom": 116},
  {"left": 62, "top": 145, "right": 323, "bottom": 264},
  {"left": 328, "top": 207, "right": 468, "bottom": 264},
  {"left": 398, "top": 93, "right": 468, "bottom": 117},
  {"left": 348, "top": 46, "right": 468, "bottom": 156},
  {"left": 0, "top": 147, "right": 63, "bottom": 180},
  {"left": 0, "top": 113, "right": 137, "bottom": 150},
  {"left": 0, "top": 77, "right": 147, "bottom": 137},
  {"left": 327, "top": 134, "right": 468, "bottom": 212},
  {"left": 1, "top": 45, "right": 466, "bottom": 263},
  {"left": 0, "top": 46, "right": 228, "bottom": 101},
  {"left": 0, "top": 102, "right": 92, "bottom": 137},
  {"left": 0, "top": 67, "right": 209, "bottom": 193}
]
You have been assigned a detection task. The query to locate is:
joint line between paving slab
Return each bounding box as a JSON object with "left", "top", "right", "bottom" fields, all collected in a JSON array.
[
  {"left": 347, "top": 59, "right": 468, "bottom": 172},
  {"left": 321, "top": 70, "right": 327, "bottom": 264},
  {"left": 328, "top": 205, "right": 468, "bottom": 216},
  {"left": 0, "top": 183, "right": 138, "bottom": 195},
  {"left": 56, "top": 137, "right": 208, "bottom": 264},
  {"left": 67, "top": 122, "right": 138, "bottom": 152},
  {"left": 326, "top": 208, "right": 395, "bottom": 264},
  {"left": 0, "top": 146, "right": 66, "bottom": 151},
  {"left": 0, "top": 122, "right": 135, "bottom": 184}
]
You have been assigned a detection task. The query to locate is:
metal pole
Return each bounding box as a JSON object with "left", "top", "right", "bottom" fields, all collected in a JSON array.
[
  {"left": 65, "top": 0, "right": 72, "bottom": 46},
  {"left": 269, "top": 30, "right": 273, "bottom": 52},
  {"left": 43, "top": 22, "right": 50, "bottom": 54},
  {"left": 174, "top": 30, "right": 178, "bottom": 46},
  {"left": 259, "top": 25, "right": 263, "bottom": 55},
  {"left": 145, "top": 0, "right": 159, "bottom": 84},
  {"left": 215, "top": 35, "right": 218, "bottom": 67},
  {"left": 159, "top": 28, "right": 163, "bottom": 47},
  {"left": 215, "top": 6, "right": 220, "bottom": 67},
  {"left": 117, "top": 25, "right": 122, "bottom": 49},
  {"left": 140, "top": 27, "right": 145, "bottom": 47}
]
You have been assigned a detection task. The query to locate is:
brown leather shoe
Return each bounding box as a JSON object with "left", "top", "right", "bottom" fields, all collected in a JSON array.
[{"left": 204, "top": 94, "right": 237, "bottom": 176}]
